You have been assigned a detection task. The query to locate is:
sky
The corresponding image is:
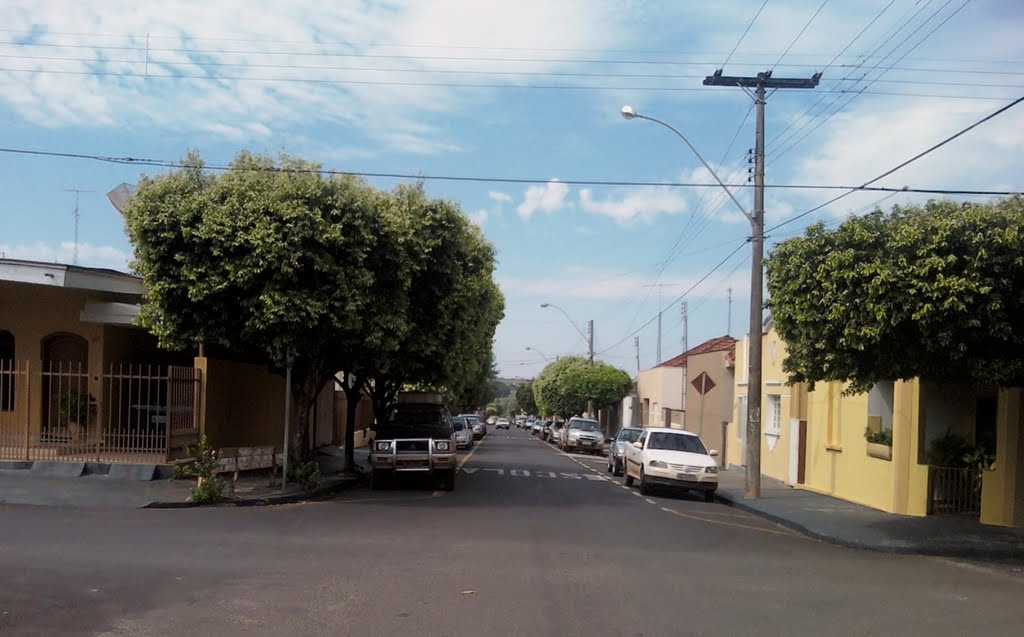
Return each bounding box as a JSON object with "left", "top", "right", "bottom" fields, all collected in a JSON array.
[{"left": 1, "top": 0, "right": 1022, "bottom": 379}]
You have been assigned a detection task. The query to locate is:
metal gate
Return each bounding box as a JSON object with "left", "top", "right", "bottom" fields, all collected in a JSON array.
[{"left": 0, "top": 361, "right": 200, "bottom": 464}]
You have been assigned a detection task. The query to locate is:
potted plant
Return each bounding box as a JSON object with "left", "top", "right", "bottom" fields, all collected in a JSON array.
[
  {"left": 57, "top": 390, "right": 97, "bottom": 437},
  {"left": 864, "top": 426, "right": 893, "bottom": 461}
]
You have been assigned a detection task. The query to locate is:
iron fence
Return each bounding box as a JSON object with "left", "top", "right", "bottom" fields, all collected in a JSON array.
[{"left": 928, "top": 465, "right": 982, "bottom": 516}]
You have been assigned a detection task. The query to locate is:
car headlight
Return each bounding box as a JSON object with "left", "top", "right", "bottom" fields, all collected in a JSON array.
[
  {"left": 434, "top": 440, "right": 451, "bottom": 451},
  {"left": 375, "top": 441, "right": 392, "bottom": 452},
  {"left": 705, "top": 466, "right": 718, "bottom": 474},
  {"left": 568, "top": 433, "right": 580, "bottom": 440},
  {"left": 649, "top": 460, "right": 668, "bottom": 469}
]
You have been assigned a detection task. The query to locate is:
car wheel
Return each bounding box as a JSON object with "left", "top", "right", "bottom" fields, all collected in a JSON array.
[
  {"left": 613, "top": 461, "right": 623, "bottom": 477},
  {"left": 606, "top": 459, "right": 613, "bottom": 474},
  {"left": 704, "top": 490, "right": 716, "bottom": 503},
  {"left": 639, "top": 468, "right": 651, "bottom": 496},
  {"left": 624, "top": 466, "right": 635, "bottom": 487}
]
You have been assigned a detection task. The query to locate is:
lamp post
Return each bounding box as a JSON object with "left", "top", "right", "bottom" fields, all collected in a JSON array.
[
  {"left": 525, "top": 346, "right": 551, "bottom": 362},
  {"left": 541, "top": 303, "right": 595, "bottom": 417},
  {"left": 621, "top": 105, "right": 763, "bottom": 499}
]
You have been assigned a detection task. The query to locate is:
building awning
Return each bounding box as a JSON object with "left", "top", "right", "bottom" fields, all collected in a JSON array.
[{"left": 80, "top": 301, "right": 142, "bottom": 326}]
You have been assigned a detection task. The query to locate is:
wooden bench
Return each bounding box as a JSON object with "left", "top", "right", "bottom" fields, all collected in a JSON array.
[{"left": 216, "top": 446, "right": 278, "bottom": 488}]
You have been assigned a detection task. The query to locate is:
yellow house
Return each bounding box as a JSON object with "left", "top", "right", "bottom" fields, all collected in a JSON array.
[
  {"left": 0, "top": 258, "right": 356, "bottom": 467},
  {"left": 729, "top": 322, "right": 1024, "bottom": 528}
]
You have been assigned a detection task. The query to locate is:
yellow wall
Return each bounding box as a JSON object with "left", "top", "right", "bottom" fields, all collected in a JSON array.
[
  {"left": 980, "top": 388, "right": 1024, "bottom": 527},
  {"left": 0, "top": 282, "right": 106, "bottom": 434},
  {"left": 728, "top": 329, "right": 803, "bottom": 484},
  {"left": 199, "top": 357, "right": 287, "bottom": 450},
  {"left": 802, "top": 379, "right": 928, "bottom": 515}
]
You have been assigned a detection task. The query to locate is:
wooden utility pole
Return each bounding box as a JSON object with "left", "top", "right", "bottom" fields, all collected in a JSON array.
[{"left": 703, "top": 69, "right": 820, "bottom": 499}]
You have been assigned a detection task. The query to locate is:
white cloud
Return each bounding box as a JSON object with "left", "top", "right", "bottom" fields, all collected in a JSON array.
[
  {"left": 467, "top": 210, "right": 488, "bottom": 227},
  {"left": 578, "top": 186, "right": 688, "bottom": 224},
  {"left": 0, "top": 0, "right": 630, "bottom": 153},
  {"left": 791, "top": 94, "right": 1024, "bottom": 219},
  {"left": 498, "top": 267, "right": 748, "bottom": 302},
  {"left": 517, "top": 179, "right": 570, "bottom": 220},
  {"left": 0, "top": 242, "right": 131, "bottom": 271},
  {"left": 488, "top": 191, "right": 513, "bottom": 204}
]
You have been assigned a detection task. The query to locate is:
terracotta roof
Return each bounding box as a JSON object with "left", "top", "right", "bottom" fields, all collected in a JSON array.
[{"left": 655, "top": 335, "right": 736, "bottom": 368}]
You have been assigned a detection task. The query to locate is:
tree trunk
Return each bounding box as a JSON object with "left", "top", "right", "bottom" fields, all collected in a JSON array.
[
  {"left": 292, "top": 391, "right": 314, "bottom": 464},
  {"left": 341, "top": 371, "right": 361, "bottom": 475}
]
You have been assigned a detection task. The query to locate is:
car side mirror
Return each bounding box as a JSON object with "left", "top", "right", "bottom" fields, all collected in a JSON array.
[
  {"left": 709, "top": 449, "right": 719, "bottom": 457},
  {"left": 632, "top": 441, "right": 642, "bottom": 449}
]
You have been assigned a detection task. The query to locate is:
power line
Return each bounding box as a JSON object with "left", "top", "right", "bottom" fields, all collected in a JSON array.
[
  {"left": 1, "top": 28, "right": 1020, "bottom": 66},
  {"left": 2, "top": 53, "right": 1021, "bottom": 89},
  {"left": 773, "top": 0, "right": 830, "bottom": 70},
  {"left": 598, "top": 241, "right": 750, "bottom": 355},
  {"left": 0, "top": 65, "right": 1009, "bottom": 100},
  {"left": 767, "top": 93, "right": 1024, "bottom": 233},
  {"left": 723, "top": 0, "right": 770, "bottom": 69},
  {"left": 1, "top": 145, "right": 1017, "bottom": 196},
  {"left": 770, "top": 0, "right": 972, "bottom": 161}
]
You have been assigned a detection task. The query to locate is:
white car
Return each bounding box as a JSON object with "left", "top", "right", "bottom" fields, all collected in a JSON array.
[
  {"left": 496, "top": 417, "right": 511, "bottom": 430},
  {"left": 623, "top": 427, "right": 719, "bottom": 501},
  {"left": 453, "top": 416, "right": 474, "bottom": 450}
]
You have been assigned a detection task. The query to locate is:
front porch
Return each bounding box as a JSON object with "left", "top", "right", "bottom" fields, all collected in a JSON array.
[{"left": 0, "top": 360, "right": 201, "bottom": 464}]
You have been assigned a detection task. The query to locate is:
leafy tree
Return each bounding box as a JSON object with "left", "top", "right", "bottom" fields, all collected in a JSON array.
[
  {"left": 125, "top": 151, "right": 409, "bottom": 468},
  {"left": 766, "top": 196, "right": 1024, "bottom": 393},
  {"left": 533, "top": 357, "right": 632, "bottom": 417},
  {"left": 358, "top": 184, "right": 504, "bottom": 422},
  {"left": 516, "top": 380, "right": 538, "bottom": 415}
]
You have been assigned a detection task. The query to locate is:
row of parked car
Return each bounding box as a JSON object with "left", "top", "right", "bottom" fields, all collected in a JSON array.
[{"left": 531, "top": 417, "right": 720, "bottom": 502}]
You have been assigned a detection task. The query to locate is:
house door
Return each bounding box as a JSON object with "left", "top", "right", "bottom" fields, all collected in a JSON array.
[
  {"left": 788, "top": 418, "right": 807, "bottom": 485},
  {"left": 41, "top": 333, "right": 89, "bottom": 434}
]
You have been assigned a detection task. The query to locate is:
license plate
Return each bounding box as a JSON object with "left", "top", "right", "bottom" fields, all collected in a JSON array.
[
  {"left": 582, "top": 440, "right": 592, "bottom": 445},
  {"left": 677, "top": 473, "right": 691, "bottom": 480}
]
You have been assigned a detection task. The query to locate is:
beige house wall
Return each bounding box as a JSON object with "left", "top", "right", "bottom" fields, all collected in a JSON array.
[
  {"left": 636, "top": 366, "right": 683, "bottom": 427},
  {"left": 683, "top": 350, "right": 734, "bottom": 461}
]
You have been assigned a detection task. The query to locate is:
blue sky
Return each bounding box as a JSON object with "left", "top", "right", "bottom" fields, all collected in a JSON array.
[{"left": 1, "top": 1, "right": 1022, "bottom": 379}]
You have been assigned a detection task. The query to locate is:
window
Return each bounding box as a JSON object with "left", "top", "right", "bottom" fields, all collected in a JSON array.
[
  {"left": 648, "top": 432, "right": 708, "bottom": 454},
  {"left": 0, "top": 330, "right": 14, "bottom": 411},
  {"left": 766, "top": 395, "right": 782, "bottom": 436}
]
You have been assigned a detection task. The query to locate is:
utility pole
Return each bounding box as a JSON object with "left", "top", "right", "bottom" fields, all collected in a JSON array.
[
  {"left": 680, "top": 301, "right": 689, "bottom": 353},
  {"left": 64, "top": 189, "right": 95, "bottom": 265},
  {"left": 727, "top": 287, "right": 733, "bottom": 335},
  {"left": 703, "top": 69, "right": 820, "bottom": 499},
  {"left": 643, "top": 283, "right": 680, "bottom": 364},
  {"left": 587, "top": 319, "right": 595, "bottom": 418}
]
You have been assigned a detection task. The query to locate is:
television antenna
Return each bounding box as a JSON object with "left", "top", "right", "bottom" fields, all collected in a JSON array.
[{"left": 64, "top": 189, "right": 95, "bottom": 265}]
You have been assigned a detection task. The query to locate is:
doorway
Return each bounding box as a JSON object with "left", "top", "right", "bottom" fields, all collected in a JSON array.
[{"left": 41, "top": 333, "right": 89, "bottom": 435}]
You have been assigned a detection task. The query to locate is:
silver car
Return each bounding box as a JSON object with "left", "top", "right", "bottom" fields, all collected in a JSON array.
[
  {"left": 607, "top": 427, "right": 643, "bottom": 476},
  {"left": 561, "top": 417, "right": 604, "bottom": 455},
  {"left": 453, "top": 416, "right": 474, "bottom": 450},
  {"left": 459, "top": 414, "right": 486, "bottom": 440}
]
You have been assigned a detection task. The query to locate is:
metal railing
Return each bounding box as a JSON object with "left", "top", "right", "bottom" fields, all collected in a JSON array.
[
  {"left": 928, "top": 466, "right": 982, "bottom": 516},
  {"left": 0, "top": 361, "right": 200, "bottom": 464}
]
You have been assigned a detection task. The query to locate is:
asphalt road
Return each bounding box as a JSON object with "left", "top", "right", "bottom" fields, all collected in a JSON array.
[{"left": 1, "top": 428, "right": 1023, "bottom": 636}]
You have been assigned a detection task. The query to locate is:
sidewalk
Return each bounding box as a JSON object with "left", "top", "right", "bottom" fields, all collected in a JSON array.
[
  {"left": 0, "top": 446, "right": 369, "bottom": 509},
  {"left": 716, "top": 469, "right": 1024, "bottom": 562}
]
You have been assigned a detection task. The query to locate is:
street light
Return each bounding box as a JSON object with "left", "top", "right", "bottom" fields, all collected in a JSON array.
[
  {"left": 621, "top": 105, "right": 764, "bottom": 500},
  {"left": 525, "top": 346, "right": 551, "bottom": 361},
  {"left": 541, "top": 302, "right": 596, "bottom": 417}
]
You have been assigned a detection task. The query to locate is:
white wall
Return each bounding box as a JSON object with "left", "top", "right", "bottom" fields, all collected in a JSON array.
[{"left": 867, "top": 381, "right": 895, "bottom": 430}]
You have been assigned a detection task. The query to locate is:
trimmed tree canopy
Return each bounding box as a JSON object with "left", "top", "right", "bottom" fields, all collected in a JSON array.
[
  {"left": 534, "top": 357, "right": 632, "bottom": 417},
  {"left": 765, "top": 196, "right": 1024, "bottom": 393}
]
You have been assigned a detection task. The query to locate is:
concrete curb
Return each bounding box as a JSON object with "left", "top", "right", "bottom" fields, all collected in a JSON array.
[
  {"left": 143, "top": 473, "right": 365, "bottom": 509},
  {"left": 715, "top": 491, "right": 1024, "bottom": 562}
]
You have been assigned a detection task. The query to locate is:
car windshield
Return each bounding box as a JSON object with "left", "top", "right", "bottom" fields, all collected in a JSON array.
[
  {"left": 647, "top": 432, "right": 708, "bottom": 454},
  {"left": 452, "top": 418, "right": 465, "bottom": 431},
  {"left": 569, "top": 420, "right": 600, "bottom": 432},
  {"left": 616, "top": 429, "right": 642, "bottom": 443},
  {"left": 377, "top": 405, "right": 452, "bottom": 438}
]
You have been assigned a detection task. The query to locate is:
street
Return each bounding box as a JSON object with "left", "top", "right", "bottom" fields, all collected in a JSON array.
[{"left": 2, "top": 428, "right": 1022, "bottom": 637}]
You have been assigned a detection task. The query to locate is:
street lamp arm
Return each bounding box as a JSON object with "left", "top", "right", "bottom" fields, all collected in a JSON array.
[
  {"left": 629, "top": 112, "right": 752, "bottom": 223},
  {"left": 541, "top": 303, "right": 589, "bottom": 343}
]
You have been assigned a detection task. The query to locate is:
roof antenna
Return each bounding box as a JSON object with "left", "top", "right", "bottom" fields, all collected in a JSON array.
[{"left": 64, "top": 189, "right": 95, "bottom": 265}]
